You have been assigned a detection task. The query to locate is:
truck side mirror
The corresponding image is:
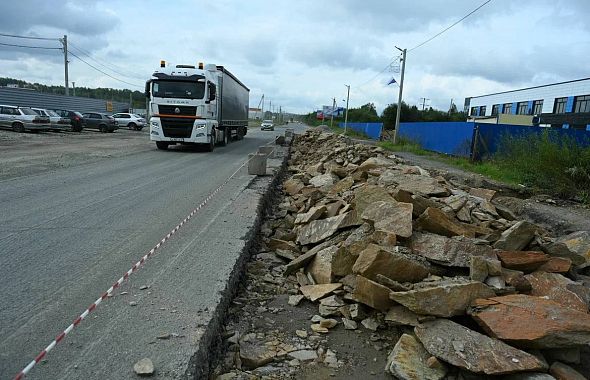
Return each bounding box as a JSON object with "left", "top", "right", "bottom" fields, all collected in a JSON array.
[{"left": 144, "top": 81, "right": 150, "bottom": 98}]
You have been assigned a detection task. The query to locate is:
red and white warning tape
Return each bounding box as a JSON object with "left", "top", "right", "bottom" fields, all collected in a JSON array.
[{"left": 12, "top": 144, "right": 280, "bottom": 379}]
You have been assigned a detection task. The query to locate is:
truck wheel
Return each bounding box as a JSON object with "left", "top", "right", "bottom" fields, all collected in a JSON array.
[
  {"left": 237, "top": 127, "right": 244, "bottom": 140},
  {"left": 220, "top": 128, "right": 230, "bottom": 146},
  {"left": 205, "top": 132, "right": 215, "bottom": 152},
  {"left": 128, "top": 122, "right": 136, "bottom": 130},
  {"left": 12, "top": 122, "right": 25, "bottom": 133},
  {"left": 156, "top": 141, "right": 169, "bottom": 150}
]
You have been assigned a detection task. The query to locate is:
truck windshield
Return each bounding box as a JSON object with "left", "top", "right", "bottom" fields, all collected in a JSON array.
[{"left": 152, "top": 80, "right": 205, "bottom": 99}]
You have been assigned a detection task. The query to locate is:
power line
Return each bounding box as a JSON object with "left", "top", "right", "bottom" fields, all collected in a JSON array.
[
  {"left": 409, "top": 0, "right": 493, "bottom": 52},
  {"left": 68, "top": 41, "right": 146, "bottom": 81},
  {"left": 67, "top": 50, "right": 143, "bottom": 88},
  {"left": 0, "top": 32, "right": 59, "bottom": 41},
  {"left": 354, "top": 55, "right": 401, "bottom": 88},
  {"left": 0, "top": 41, "right": 62, "bottom": 50}
]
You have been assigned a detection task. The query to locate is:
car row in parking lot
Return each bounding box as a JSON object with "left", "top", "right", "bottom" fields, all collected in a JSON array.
[{"left": 0, "top": 104, "right": 146, "bottom": 133}]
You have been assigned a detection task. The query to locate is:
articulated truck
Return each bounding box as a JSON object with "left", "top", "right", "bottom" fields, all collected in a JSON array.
[{"left": 145, "top": 61, "right": 249, "bottom": 151}]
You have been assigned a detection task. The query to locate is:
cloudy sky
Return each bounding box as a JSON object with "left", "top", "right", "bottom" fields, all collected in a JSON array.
[{"left": 0, "top": 0, "right": 588, "bottom": 114}]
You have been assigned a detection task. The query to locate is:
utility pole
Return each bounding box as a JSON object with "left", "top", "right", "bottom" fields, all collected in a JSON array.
[
  {"left": 61, "top": 35, "right": 69, "bottom": 96},
  {"left": 393, "top": 47, "right": 406, "bottom": 144},
  {"left": 279, "top": 106, "right": 282, "bottom": 124},
  {"left": 330, "top": 97, "right": 336, "bottom": 129},
  {"left": 344, "top": 85, "right": 350, "bottom": 134},
  {"left": 269, "top": 100, "right": 272, "bottom": 120},
  {"left": 420, "top": 97, "right": 430, "bottom": 111},
  {"left": 72, "top": 81, "right": 75, "bottom": 97},
  {"left": 129, "top": 92, "right": 133, "bottom": 112}
]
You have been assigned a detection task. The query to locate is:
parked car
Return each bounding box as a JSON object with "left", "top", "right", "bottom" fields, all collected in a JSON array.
[
  {"left": 261, "top": 119, "right": 274, "bottom": 131},
  {"left": 31, "top": 108, "right": 71, "bottom": 132},
  {"left": 0, "top": 105, "right": 50, "bottom": 133},
  {"left": 82, "top": 112, "right": 119, "bottom": 133},
  {"left": 111, "top": 112, "right": 145, "bottom": 130},
  {"left": 51, "top": 109, "right": 85, "bottom": 132}
]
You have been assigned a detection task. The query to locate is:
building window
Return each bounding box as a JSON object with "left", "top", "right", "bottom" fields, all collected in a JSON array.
[
  {"left": 480, "top": 106, "right": 486, "bottom": 116},
  {"left": 554, "top": 97, "right": 567, "bottom": 114},
  {"left": 503, "top": 103, "right": 512, "bottom": 114},
  {"left": 491, "top": 104, "right": 499, "bottom": 115},
  {"left": 574, "top": 95, "right": 590, "bottom": 113},
  {"left": 517, "top": 102, "right": 528, "bottom": 115},
  {"left": 470, "top": 106, "right": 477, "bottom": 116},
  {"left": 533, "top": 100, "right": 543, "bottom": 115}
]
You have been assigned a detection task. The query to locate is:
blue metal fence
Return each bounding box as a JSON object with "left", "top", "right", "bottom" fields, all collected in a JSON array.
[
  {"left": 474, "top": 123, "right": 590, "bottom": 159},
  {"left": 396, "top": 121, "right": 590, "bottom": 160},
  {"left": 338, "top": 122, "right": 383, "bottom": 140},
  {"left": 398, "top": 122, "right": 475, "bottom": 157}
]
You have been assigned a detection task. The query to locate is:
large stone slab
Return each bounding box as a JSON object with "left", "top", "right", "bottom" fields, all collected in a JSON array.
[
  {"left": 294, "top": 205, "right": 327, "bottom": 225},
  {"left": 525, "top": 272, "right": 588, "bottom": 312},
  {"left": 390, "top": 279, "right": 495, "bottom": 317},
  {"left": 296, "top": 212, "right": 357, "bottom": 245},
  {"left": 308, "top": 246, "right": 338, "bottom": 284},
  {"left": 385, "top": 305, "right": 421, "bottom": 326},
  {"left": 544, "top": 231, "right": 590, "bottom": 265},
  {"left": 361, "top": 200, "right": 413, "bottom": 238},
  {"left": 283, "top": 178, "right": 304, "bottom": 195},
  {"left": 469, "top": 294, "right": 590, "bottom": 348},
  {"left": 411, "top": 232, "right": 495, "bottom": 267},
  {"left": 415, "top": 319, "right": 548, "bottom": 375},
  {"left": 416, "top": 207, "right": 474, "bottom": 237},
  {"left": 353, "top": 275, "right": 395, "bottom": 311},
  {"left": 385, "top": 334, "right": 447, "bottom": 380},
  {"left": 493, "top": 221, "right": 538, "bottom": 251},
  {"left": 496, "top": 250, "right": 550, "bottom": 272},
  {"left": 299, "top": 283, "right": 342, "bottom": 302},
  {"left": 309, "top": 172, "right": 339, "bottom": 188},
  {"left": 352, "top": 244, "right": 430, "bottom": 283},
  {"left": 378, "top": 170, "right": 450, "bottom": 197},
  {"left": 352, "top": 184, "right": 396, "bottom": 216}
]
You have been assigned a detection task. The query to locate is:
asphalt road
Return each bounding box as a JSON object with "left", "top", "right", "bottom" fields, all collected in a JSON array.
[{"left": 0, "top": 123, "right": 305, "bottom": 379}]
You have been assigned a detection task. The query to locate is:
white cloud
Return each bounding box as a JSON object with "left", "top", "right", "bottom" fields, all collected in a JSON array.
[{"left": 0, "top": 0, "right": 588, "bottom": 114}]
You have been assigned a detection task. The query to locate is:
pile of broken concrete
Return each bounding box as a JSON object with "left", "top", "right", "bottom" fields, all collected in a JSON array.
[{"left": 263, "top": 130, "right": 590, "bottom": 379}]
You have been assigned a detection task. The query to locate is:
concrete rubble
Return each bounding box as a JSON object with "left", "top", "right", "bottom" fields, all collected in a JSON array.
[{"left": 213, "top": 131, "right": 590, "bottom": 379}]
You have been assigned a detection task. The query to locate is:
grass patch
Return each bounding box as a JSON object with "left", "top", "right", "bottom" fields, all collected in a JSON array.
[{"left": 379, "top": 131, "right": 590, "bottom": 201}]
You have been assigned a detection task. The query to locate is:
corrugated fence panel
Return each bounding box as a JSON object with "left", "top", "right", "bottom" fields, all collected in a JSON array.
[
  {"left": 474, "top": 123, "right": 590, "bottom": 159},
  {"left": 398, "top": 122, "right": 474, "bottom": 157},
  {"left": 0, "top": 87, "right": 129, "bottom": 113},
  {"left": 337, "top": 122, "right": 383, "bottom": 140}
]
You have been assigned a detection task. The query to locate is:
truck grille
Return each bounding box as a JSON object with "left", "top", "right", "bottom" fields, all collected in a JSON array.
[
  {"left": 161, "top": 118, "right": 193, "bottom": 138},
  {"left": 158, "top": 105, "right": 197, "bottom": 116}
]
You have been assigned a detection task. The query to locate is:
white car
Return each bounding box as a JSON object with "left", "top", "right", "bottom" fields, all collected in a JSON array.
[
  {"left": 31, "top": 108, "right": 71, "bottom": 131},
  {"left": 260, "top": 119, "right": 274, "bottom": 131},
  {"left": 112, "top": 113, "right": 146, "bottom": 130},
  {"left": 0, "top": 105, "right": 50, "bottom": 132}
]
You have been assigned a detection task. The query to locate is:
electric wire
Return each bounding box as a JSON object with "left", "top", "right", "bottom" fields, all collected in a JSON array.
[
  {"left": 0, "top": 32, "right": 59, "bottom": 41},
  {"left": 409, "top": 0, "right": 493, "bottom": 52},
  {"left": 354, "top": 55, "right": 401, "bottom": 88},
  {"left": 67, "top": 50, "right": 143, "bottom": 88},
  {"left": 0, "top": 41, "right": 62, "bottom": 50},
  {"left": 68, "top": 41, "right": 146, "bottom": 81}
]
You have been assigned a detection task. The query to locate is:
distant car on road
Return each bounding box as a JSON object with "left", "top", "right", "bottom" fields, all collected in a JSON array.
[
  {"left": 51, "top": 109, "right": 85, "bottom": 132},
  {"left": 261, "top": 119, "right": 274, "bottom": 131},
  {"left": 82, "top": 112, "right": 119, "bottom": 133},
  {"left": 0, "top": 105, "right": 50, "bottom": 133},
  {"left": 31, "top": 108, "right": 71, "bottom": 132},
  {"left": 111, "top": 113, "right": 145, "bottom": 130}
]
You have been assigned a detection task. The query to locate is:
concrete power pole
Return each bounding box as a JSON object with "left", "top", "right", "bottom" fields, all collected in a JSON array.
[
  {"left": 72, "top": 82, "right": 76, "bottom": 97},
  {"left": 393, "top": 47, "right": 406, "bottom": 144},
  {"left": 61, "top": 35, "right": 69, "bottom": 96},
  {"left": 329, "top": 97, "right": 336, "bottom": 129},
  {"left": 344, "top": 85, "right": 350, "bottom": 134}
]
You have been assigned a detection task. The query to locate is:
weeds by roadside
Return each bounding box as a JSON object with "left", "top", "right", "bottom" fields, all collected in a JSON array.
[{"left": 379, "top": 132, "right": 590, "bottom": 203}]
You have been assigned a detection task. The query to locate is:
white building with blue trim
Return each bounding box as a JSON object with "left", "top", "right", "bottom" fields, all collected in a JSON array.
[{"left": 464, "top": 78, "right": 590, "bottom": 130}]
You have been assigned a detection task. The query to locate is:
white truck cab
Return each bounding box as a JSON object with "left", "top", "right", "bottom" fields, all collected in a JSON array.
[{"left": 146, "top": 61, "right": 249, "bottom": 151}]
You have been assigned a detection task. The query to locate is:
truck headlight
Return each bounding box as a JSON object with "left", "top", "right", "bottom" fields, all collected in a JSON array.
[{"left": 150, "top": 120, "right": 159, "bottom": 127}]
